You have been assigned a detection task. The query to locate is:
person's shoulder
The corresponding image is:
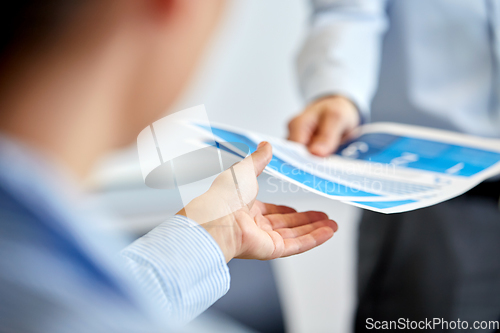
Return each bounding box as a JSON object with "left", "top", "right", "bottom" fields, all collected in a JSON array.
[
  {"left": 0, "top": 181, "right": 131, "bottom": 299},
  {"left": 0, "top": 183, "right": 48, "bottom": 240}
]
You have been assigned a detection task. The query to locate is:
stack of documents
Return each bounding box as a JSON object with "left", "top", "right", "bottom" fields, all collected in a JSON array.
[{"left": 194, "top": 122, "right": 500, "bottom": 213}]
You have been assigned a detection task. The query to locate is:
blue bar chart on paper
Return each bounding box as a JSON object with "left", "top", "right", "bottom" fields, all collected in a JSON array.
[{"left": 193, "top": 121, "right": 500, "bottom": 213}]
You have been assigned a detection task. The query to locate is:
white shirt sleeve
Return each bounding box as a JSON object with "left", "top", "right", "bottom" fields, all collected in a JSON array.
[{"left": 298, "top": 0, "right": 389, "bottom": 118}]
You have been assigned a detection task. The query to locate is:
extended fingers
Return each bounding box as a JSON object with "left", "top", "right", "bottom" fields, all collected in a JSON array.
[
  {"left": 266, "top": 211, "right": 328, "bottom": 229},
  {"left": 281, "top": 227, "right": 335, "bottom": 257},
  {"left": 255, "top": 201, "right": 297, "bottom": 215},
  {"left": 275, "top": 219, "right": 338, "bottom": 239}
]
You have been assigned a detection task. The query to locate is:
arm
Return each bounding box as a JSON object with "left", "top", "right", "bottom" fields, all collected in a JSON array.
[
  {"left": 290, "top": 0, "right": 388, "bottom": 155},
  {"left": 121, "top": 215, "right": 230, "bottom": 326},
  {"left": 0, "top": 144, "right": 336, "bottom": 332},
  {"left": 122, "top": 143, "right": 338, "bottom": 325}
]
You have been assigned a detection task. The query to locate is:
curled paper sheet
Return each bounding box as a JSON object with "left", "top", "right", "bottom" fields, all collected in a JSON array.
[
  {"left": 139, "top": 106, "right": 500, "bottom": 214},
  {"left": 194, "top": 122, "right": 500, "bottom": 214}
]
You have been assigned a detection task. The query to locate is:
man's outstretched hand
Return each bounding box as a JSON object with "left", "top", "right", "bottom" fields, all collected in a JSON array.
[{"left": 178, "top": 142, "right": 338, "bottom": 262}]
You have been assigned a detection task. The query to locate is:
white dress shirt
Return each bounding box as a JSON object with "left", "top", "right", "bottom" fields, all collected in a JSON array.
[{"left": 298, "top": 0, "right": 500, "bottom": 138}]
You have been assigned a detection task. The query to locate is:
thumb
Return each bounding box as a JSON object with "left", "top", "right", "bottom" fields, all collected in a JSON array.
[{"left": 251, "top": 142, "right": 272, "bottom": 176}]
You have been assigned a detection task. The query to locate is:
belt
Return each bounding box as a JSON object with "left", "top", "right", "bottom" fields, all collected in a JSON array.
[{"left": 463, "top": 179, "right": 500, "bottom": 204}]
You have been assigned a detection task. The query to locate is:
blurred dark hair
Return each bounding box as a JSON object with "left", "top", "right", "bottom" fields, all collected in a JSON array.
[{"left": 0, "top": 1, "right": 85, "bottom": 61}]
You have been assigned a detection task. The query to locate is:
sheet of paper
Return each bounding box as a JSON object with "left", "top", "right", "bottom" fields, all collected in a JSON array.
[{"left": 192, "top": 122, "right": 500, "bottom": 213}]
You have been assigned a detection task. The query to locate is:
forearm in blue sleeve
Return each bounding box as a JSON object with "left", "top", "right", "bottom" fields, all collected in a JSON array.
[
  {"left": 298, "top": 0, "right": 389, "bottom": 118},
  {"left": 121, "top": 215, "right": 230, "bottom": 326}
]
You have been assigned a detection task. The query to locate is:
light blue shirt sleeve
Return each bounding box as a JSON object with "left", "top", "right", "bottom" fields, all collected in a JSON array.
[
  {"left": 297, "top": 0, "right": 389, "bottom": 118},
  {"left": 121, "top": 215, "right": 230, "bottom": 326},
  {"left": 0, "top": 213, "right": 230, "bottom": 333}
]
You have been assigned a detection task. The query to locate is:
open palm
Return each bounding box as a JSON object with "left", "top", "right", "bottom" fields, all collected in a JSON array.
[
  {"left": 233, "top": 200, "right": 337, "bottom": 260},
  {"left": 179, "top": 141, "right": 338, "bottom": 262}
]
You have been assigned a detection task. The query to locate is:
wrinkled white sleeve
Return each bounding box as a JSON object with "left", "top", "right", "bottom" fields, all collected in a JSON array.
[{"left": 298, "top": 0, "right": 389, "bottom": 119}]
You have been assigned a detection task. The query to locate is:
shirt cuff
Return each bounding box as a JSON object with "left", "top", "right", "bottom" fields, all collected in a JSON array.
[{"left": 121, "top": 215, "right": 230, "bottom": 324}]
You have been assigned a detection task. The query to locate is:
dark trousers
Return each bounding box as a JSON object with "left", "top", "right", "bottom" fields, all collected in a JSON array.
[{"left": 355, "top": 188, "right": 500, "bottom": 332}]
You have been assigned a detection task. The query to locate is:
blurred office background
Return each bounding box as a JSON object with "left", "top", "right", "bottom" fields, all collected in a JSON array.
[{"left": 89, "top": 1, "right": 361, "bottom": 332}]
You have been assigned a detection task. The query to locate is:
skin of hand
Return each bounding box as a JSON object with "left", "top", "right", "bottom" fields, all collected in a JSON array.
[
  {"left": 178, "top": 142, "right": 338, "bottom": 262},
  {"left": 288, "top": 95, "right": 360, "bottom": 156}
]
